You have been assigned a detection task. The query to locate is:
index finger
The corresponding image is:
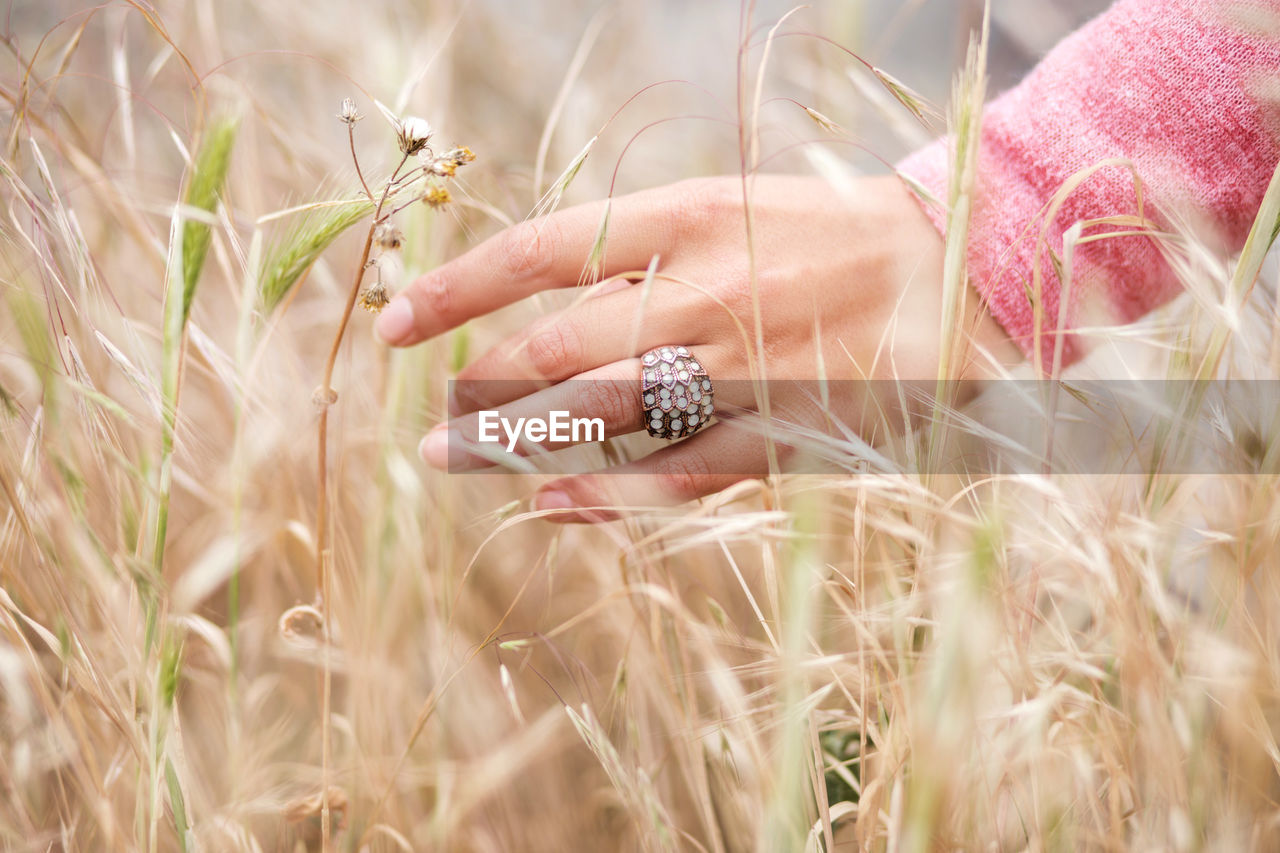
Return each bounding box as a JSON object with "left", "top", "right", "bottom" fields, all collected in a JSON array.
[{"left": 376, "top": 180, "right": 713, "bottom": 347}]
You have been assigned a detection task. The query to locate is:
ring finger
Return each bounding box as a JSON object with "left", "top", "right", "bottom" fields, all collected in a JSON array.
[
  {"left": 424, "top": 359, "right": 645, "bottom": 470},
  {"left": 450, "top": 269, "right": 729, "bottom": 415},
  {"left": 426, "top": 342, "right": 731, "bottom": 470}
]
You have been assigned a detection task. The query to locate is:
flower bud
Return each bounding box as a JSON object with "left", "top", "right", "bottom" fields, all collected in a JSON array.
[
  {"left": 338, "top": 98, "right": 362, "bottom": 125},
  {"left": 397, "top": 116, "right": 433, "bottom": 156}
]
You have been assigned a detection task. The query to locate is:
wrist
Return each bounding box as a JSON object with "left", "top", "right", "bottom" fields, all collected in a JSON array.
[{"left": 891, "top": 174, "right": 1023, "bottom": 381}]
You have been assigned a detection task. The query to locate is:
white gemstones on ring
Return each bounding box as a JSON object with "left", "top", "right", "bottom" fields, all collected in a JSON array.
[{"left": 640, "top": 345, "right": 714, "bottom": 440}]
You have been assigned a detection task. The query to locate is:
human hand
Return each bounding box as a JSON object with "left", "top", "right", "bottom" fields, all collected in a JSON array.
[{"left": 376, "top": 174, "right": 1021, "bottom": 522}]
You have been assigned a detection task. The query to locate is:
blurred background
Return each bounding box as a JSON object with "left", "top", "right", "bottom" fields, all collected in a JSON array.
[
  {"left": 8, "top": 2, "right": 1277, "bottom": 852},
  {"left": 9, "top": 0, "right": 1114, "bottom": 223}
]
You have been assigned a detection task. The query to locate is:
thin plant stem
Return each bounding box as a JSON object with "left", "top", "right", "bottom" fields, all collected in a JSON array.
[
  {"left": 316, "top": 150, "right": 409, "bottom": 595},
  {"left": 315, "top": 148, "right": 410, "bottom": 851},
  {"left": 382, "top": 194, "right": 425, "bottom": 222},
  {"left": 350, "top": 124, "right": 373, "bottom": 202},
  {"left": 390, "top": 165, "right": 428, "bottom": 189}
]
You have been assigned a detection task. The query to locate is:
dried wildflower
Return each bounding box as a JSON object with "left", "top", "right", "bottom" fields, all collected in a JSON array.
[
  {"left": 338, "top": 98, "right": 362, "bottom": 125},
  {"left": 446, "top": 146, "right": 476, "bottom": 166},
  {"left": 428, "top": 159, "right": 457, "bottom": 178},
  {"left": 396, "top": 116, "right": 433, "bottom": 156},
  {"left": 423, "top": 184, "right": 451, "bottom": 209},
  {"left": 427, "top": 146, "right": 476, "bottom": 178},
  {"left": 358, "top": 281, "right": 391, "bottom": 314},
  {"left": 373, "top": 221, "right": 403, "bottom": 251}
]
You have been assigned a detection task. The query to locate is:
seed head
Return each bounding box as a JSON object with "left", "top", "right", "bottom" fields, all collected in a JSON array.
[
  {"left": 802, "top": 106, "right": 842, "bottom": 135},
  {"left": 427, "top": 146, "right": 476, "bottom": 178},
  {"left": 359, "top": 281, "right": 391, "bottom": 313},
  {"left": 428, "top": 158, "right": 457, "bottom": 178},
  {"left": 397, "top": 116, "right": 433, "bottom": 156},
  {"left": 447, "top": 146, "right": 476, "bottom": 166},
  {"left": 338, "top": 98, "right": 362, "bottom": 125},
  {"left": 423, "top": 184, "right": 452, "bottom": 209},
  {"left": 373, "top": 221, "right": 403, "bottom": 251},
  {"left": 871, "top": 66, "right": 940, "bottom": 124}
]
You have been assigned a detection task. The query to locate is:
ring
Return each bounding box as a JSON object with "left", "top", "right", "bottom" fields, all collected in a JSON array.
[{"left": 640, "top": 346, "right": 714, "bottom": 439}]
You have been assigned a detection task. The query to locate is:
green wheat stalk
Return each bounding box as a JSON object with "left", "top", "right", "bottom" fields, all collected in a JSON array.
[
  {"left": 181, "top": 116, "right": 238, "bottom": 322},
  {"left": 258, "top": 197, "right": 375, "bottom": 312},
  {"left": 141, "top": 115, "right": 239, "bottom": 848}
]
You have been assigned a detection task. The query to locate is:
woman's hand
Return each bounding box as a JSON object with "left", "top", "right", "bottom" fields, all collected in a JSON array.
[{"left": 376, "top": 174, "right": 1021, "bottom": 522}]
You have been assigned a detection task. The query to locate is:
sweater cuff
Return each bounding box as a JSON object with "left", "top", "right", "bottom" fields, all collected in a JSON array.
[
  {"left": 895, "top": 0, "right": 1280, "bottom": 372},
  {"left": 896, "top": 138, "right": 1091, "bottom": 369}
]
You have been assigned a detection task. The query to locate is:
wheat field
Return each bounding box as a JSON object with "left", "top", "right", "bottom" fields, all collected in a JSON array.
[{"left": 2, "top": 1, "right": 1279, "bottom": 851}]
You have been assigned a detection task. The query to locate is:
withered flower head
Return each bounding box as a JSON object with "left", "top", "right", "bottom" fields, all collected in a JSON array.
[
  {"left": 423, "top": 184, "right": 452, "bottom": 209},
  {"left": 373, "top": 221, "right": 403, "bottom": 251},
  {"left": 427, "top": 146, "right": 476, "bottom": 178},
  {"left": 428, "top": 159, "right": 457, "bottom": 178},
  {"left": 359, "top": 281, "right": 391, "bottom": 314},
  {"left": 338, "top": 98, "right": 362, "bottom": 125},
  {"left": 447, "top": 146, "right": 476, "bottom": 166},
  {"left": 396, "top": 116, "right": 433, "bottom": 156}
]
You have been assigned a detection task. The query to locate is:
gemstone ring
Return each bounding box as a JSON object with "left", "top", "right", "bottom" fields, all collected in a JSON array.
[{"left": 640, "top": 346, "right": 714, "bottom": 440}]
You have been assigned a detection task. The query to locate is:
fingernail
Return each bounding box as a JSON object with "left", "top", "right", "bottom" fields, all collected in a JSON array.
[
  {"left": 376, "top": 296, "right": 414, "bottom": 344},
  {"left": 534, "top": 489, "right": 578, "bottom": 512},
  {"left": 418, "top": 424, "right": 450, "bottom": 468}
]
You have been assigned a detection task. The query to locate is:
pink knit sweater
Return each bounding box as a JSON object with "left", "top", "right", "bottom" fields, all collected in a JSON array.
[{"left": 897, "top": 0, "right": 1280, "bottom": 367}]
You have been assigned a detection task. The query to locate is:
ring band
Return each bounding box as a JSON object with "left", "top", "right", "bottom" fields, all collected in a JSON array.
[{"left": 641, "top": 346, "right": 714, "bottom": 439}]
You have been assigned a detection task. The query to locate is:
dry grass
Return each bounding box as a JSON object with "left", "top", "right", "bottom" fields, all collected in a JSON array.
[{"left": 2, "top": 2, "right": 1280, "bottom": 851}]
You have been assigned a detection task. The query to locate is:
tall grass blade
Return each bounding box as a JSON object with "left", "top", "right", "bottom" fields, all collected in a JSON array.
[{"left": 930, "top": 4, "right": 989, "bottom": 466}]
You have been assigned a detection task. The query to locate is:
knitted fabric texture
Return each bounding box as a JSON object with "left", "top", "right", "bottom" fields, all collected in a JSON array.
[{"left": 897, "top": 0, "right": 1280, "bottom": 368}]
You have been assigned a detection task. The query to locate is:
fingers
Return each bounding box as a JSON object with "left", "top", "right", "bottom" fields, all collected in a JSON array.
[
  {"left": 530, "top": 423, "right": 771, "bottom": 524},
  {"left": 449, "top": 274, "right": 708, "bottom": 414},
  {"left": 421, "top": 360, "right": 645, "bottom": 470},
  {"left": 376, "top": 183, "right": 698, "bottom": 347}
]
